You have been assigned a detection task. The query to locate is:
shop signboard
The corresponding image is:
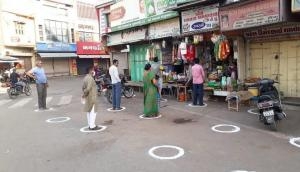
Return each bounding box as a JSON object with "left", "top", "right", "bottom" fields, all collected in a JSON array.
[
  {"left": 36, "top": 42, "right": 76, "bottom": 52},
  {"left": 148, "top": 18, "right": 180, "bottom": 39},
  {"left": 107, "top": 27, "right": 147, "bottom": 46},
  {"left": 77, "top": 42, "right": 107, "bottom": 55},
  {"left": 110, "top": 0, "right": 178, "bottom": 32},
  {"left": 244, "top": 24, "right": 300, "bottom": 40},
  {"left": 99, "top": 6, "right": 110, "bottom": 34},
  {"left": 292, "top": 0, "right": 300, "bottom": 12},
  {"left": 219, "top": 0, "right": 280, "bottom": 31},
  {"left": 181, "top": 4, "right": 219, "bottom": 33}
]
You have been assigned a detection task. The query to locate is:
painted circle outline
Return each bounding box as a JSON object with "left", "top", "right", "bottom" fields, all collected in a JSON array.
[
  {"left": 46, "top": 117, "right": 70, "bottom": 123},
  {"left": 247, "top": 108, "right": 259, "bottom": 115},
  {"left": 188, "top": 103, "right": 207, "bottom": 107},
  {"left": 80, "top": 125, "right": 107, "bottom": 133},
  {"left": 160, "top": 98, "right": 168, "bottom": 102},
  {"left": 148, "top": 145, "right": 184, "bottom": 160},
  {"left": 289, "top": 137, "right": 300, "bottom": 148},
  {"left": 139, "top": 114, "right": 162, "bottom": 119},
  {"left": 34, "top": 107, "right": 54, "bottom": 112},
  {"left": 211, "top": 124, "right": 240, "bottom": 133},
  {"left": 107, "top": 107, "right": 126, "bottom": 112}
]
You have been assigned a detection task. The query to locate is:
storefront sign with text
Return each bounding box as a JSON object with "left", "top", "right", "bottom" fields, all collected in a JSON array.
[
  {"left": 244, "top": 24, "right": 300, "bottom": 39},
  {"left": 219, "top": 0, "right": 280, "bottom": 31},
  {"left": 181, "top": 4, "right": 219, "bottom": 33},
  {"left": 77, "top": 42, "right": 107, "bottom": 55}
]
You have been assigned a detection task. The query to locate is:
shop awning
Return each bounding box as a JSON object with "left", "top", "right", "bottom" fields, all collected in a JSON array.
[
  {"left": 78, "top": 55, "right": 110, "bottom": 59},
  {"left": 38, "top": 53, "right": 77, "bottom": 58},
  {"left": 0, "top": 56, "right": 22, "bottom": 63}
]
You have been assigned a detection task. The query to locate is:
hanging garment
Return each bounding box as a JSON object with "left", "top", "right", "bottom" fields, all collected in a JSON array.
[{"left": 186, "top": 44, "right": 195, "bottom": 62}]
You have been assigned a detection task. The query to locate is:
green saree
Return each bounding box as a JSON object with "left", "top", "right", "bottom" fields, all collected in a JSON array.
[{"left": 143, "top": 71, "right": 158, "bottom": 117}]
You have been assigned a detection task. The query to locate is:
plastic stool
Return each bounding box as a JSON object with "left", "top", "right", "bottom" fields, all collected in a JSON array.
[{"left": 227, "top": 96, "right": 239, "bottom": 111}]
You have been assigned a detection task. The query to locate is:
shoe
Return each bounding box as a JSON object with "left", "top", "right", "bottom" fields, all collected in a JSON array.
[
  {"left": 89, "top": 126, "right": 101, "bottom": 130},
  {"left": 115, "top": 107, "right": 122, "bottom": 110},
  {"left": 198, "top": 104, "right": 205, "bottom": 107},
  {"left": 112, "top": 107, "right": 116, "bottom": 110}
]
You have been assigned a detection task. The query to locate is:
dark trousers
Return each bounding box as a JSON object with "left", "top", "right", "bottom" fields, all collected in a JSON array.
[
  {"left": 192, "top": 83, "right": 204, "bottom": 105},
  {"left": 112, "top": 82, "right": 121, "bottom": 109},
  {"left": 36, "top": 83, "right": 47, "bottom": 109}
]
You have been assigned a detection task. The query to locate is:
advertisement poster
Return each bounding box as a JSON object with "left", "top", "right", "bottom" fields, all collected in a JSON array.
[
  {"left": 148, "top": 18, "right": 180, "bottom": 39},
  {"left": 110, "top": 0, "right": 178, "bottom": 32},
  {"left": 219, "top": 0, "right": 280, "bottom": 31},
  {"left": 292, "top": 0, "right": 300, "bottom": 12},
  {"left": 181, "top": 4, "right": 219, "bottom": 33}
]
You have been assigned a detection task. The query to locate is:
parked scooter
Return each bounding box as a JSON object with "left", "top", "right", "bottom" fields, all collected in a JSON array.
[{"left": 256, "top": 78, "right": 286, "bottom": 130}]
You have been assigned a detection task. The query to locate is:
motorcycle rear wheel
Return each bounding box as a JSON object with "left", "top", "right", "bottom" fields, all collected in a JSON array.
[
  {"left": 24, "top": 85, "right": 32, "bottom": 96},
  {"left": 106, "top": 90, "right": 113, "bottom": 104},
  {"left": 123, "top": 86, "right": 134, "bottom": 98},
  {"left": 7, "top": 88, "right": 17, "bottom": 99}
]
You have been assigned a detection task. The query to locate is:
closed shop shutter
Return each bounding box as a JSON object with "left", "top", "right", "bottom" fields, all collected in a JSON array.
[
  {"left": 53, "top": 58, "right": 70, "bottom": 76},
  {"left": 76, "top": 58, "right": 93, "bottom": 75},
  {"left": 43, "top": 59, "right": 54, "bottom": 77},
  {"left": 249, "top": 41, "right": 300, "bottom": 97},
  {"left": 112, "top": 52, "right": 128, "bottom": 75}
]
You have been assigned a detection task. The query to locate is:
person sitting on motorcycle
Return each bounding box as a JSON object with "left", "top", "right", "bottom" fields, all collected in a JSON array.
[{"left": 10, "top": 68, "right": 25, "bottom": 92}]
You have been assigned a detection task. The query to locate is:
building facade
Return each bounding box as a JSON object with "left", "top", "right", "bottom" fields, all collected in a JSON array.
[{"left": 0, "top": 0, "right": 36, "bottom": 72}]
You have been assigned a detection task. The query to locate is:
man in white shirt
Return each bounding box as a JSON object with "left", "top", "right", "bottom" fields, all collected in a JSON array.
[{"left": 109, "top": 59, "right": 122, "bottom": 110}]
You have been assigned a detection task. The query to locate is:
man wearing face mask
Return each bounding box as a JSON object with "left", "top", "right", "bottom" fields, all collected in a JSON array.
[
  {"left": 82, "top": 66, "right": 100, "bottom": 130},
  {"left": 109, "top": 59, "right": 122, "bottom": 110}
]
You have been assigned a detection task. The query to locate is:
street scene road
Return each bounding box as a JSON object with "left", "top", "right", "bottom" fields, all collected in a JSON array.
[{"left": 1, "top": 77, "right": 300, "bottom": 172}]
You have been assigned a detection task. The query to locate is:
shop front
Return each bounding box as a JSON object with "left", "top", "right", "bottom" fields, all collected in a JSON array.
[
  {"left": 36, "top": 42, "right": 77, "bottom": 77},
  {"left": 220, "top": 0, "right": 300, "bottom": 98},
  {"left": 76, "top": 42, "right": 110, "bottom": 75}
]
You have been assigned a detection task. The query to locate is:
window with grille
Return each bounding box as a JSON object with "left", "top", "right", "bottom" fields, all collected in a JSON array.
[{"left": 44, "top": 19, "right": 69, "bottom": 43}]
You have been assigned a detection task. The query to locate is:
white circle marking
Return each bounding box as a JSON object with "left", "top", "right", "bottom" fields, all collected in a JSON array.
[
  {"left": 247, "top": 108, "right": 259, "bottom": 115},
  {"left": 148, "top": 145, "right": 184, "bottom": 160},
  {"left": 107, "top": 107, "right": 126, "bottom": 112},
  {"left": 139, "top": 114, "right": 162, "bottom": 119},
  {"left": 80, "top": 125, "right": 107, "bottom": 133},
  {"left": 188, "top": 103, "right": 207, "bottom": 107},
  {"left": 211, "top": 124, "right": 240, "bottom": 133},
  {"left": 289, "top": 137, "right": 300, "bottom": 148},
  {"left": 46, "top": 117, "right": 70, "bottom": 123}
]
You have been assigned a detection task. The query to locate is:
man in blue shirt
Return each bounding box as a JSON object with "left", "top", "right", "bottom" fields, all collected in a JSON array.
[{"left": 27, "top": 60, "right": 48, "bottom": 110}]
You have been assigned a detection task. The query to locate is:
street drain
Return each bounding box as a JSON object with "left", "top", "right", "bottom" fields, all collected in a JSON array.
[
  {"left": 103, "top": 120, "right": 113, "bottom": 125},
  {"left": 173, "top": 118, "right": 194, "bottom": 124}
]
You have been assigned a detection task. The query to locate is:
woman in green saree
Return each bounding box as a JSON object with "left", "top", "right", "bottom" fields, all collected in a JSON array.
[{"left": 143, "top": 63, "right": 158, "bottom": 117}]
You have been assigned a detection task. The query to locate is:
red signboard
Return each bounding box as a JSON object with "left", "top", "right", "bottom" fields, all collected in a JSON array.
[
  {"left": 219, "top": 0, "right": 280, "bottom": 31},
  {"left": 76, "top": 42, "right": 107, "bottom": 55}
]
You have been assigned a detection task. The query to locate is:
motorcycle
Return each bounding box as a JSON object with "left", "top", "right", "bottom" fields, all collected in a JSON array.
[
  {"left": 7, "top": 77, "right": 32, "bottom": 99},
  {"left": 256, "top": 78, "right": 286, "bottom": 130},
  {"left": 95, "top": 74, "right": 111, "bottom": 96},
  {"left": 105, "top": 76, "right": 134, "bottom": 104}
]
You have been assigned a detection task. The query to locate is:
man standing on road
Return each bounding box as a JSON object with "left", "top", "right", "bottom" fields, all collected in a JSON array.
[
  {"left": 109, "top": 59, "right": 122, "bottom": 110},
  {"left": 27, "top": 60, "right": 48, "bottom": 110},
  {"left": 191, "top": 58, "right": 205, "bottom": 106},
  {"left": 82, "top": 66, "right": 100, "bottom": 130}
]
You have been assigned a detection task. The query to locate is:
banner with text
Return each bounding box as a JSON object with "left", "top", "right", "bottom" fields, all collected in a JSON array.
[
  {"left": 219, "top": 0, "right": 280, "bottom": 31},
  {"left": 148, "top": 18, "right": 180, "bottom": 39}
]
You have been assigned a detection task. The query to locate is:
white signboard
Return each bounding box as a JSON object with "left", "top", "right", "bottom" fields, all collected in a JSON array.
[
  {"left": 148, "top": 18, "right": 180, "bottom": 39},
  {"left": 108, "top": 27, "right": 147, "bottom": 46},
  {"left": 181, "top": 4, "right": 219, "bottom": 33},
  {"left": 110, "top": 0, "right": 145, "bottom": 28}
]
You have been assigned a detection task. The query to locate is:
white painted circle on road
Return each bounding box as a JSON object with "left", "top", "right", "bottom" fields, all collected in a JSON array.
[
  {"left": 289, "top": 137, "right": 300, "bottom": 148},
  {"left": 80, "top": 125, "right": 107, "bottom": 133},
  {"left": 34, "top": 107, "right": 54, "bottom": 112},
  {"left": 107, "top": 107, "right": 126, "bottom": 112},
  {"left": 148, "top": 145, "right": 184, "bottom": 160},
  {"left": 211, "top": 124, "right": 240, "bottom": 133},
  {"left": 139, "top": 114, "right": 162, "bottom": 119},
  {"left": 188, "top": 103, "right": 207, "bottom": 107},
  {"left": 231, "top": 170, "right": 256, "bottom": 172},
  {"left": 247, "top": 108, "right": 259, "bottom": 115},
  {"left": 160, "top": 98, "right": 168, "bottom": 102},
  {"left": 46, "top": 117, "right": 70, "bottom": 123}
]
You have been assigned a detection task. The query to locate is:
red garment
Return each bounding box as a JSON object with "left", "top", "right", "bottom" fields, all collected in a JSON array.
[{"left": 186, "top": 44, "right": 195, "bottom": 62}]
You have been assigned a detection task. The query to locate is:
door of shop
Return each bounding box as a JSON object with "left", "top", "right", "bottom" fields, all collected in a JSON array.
[
  {"left": 250, "top": 41, "right": 300, "bottom": 97},
  {"left": 76, "top": 58, "right": 93, "bottom": 75},
  {"left": 130, "top": 45, "right": 149, "bottom": 82}
]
